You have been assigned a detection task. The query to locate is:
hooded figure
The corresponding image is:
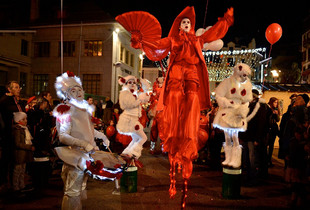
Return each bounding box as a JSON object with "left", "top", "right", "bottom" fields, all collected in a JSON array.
[{"left": 116, "top": 6, "right": 233, "bottom": 208}]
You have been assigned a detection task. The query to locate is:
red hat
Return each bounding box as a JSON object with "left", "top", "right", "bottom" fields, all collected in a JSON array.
[
  {"left": 168, "top": 6, "right": 196, "bottom": 37},
  {"left": 27, "top": 96, "right": 36, "bottom": 104}
]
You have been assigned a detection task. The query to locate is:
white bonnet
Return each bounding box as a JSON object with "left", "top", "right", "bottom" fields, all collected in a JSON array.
[
  {"left": 118, "top": 75, "right": 137, "bottom": 86},
  {"left": 13, "top": 112, "right": 27, "bottom": 123}
]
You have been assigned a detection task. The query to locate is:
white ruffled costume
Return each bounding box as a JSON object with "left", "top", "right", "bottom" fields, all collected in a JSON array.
[
  {"left": 213, "top": 63, "right": 253, "bottom": 168},
  {"left": 116, "top": 76, "right": 150, "bottom": 159},
  {"left": 53, "top": 72, "right": 109, "bottom": 210}
]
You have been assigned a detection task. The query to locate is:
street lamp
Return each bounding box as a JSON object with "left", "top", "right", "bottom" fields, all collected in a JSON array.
[{"left": 271, "top": 69, "right": 279, "bottom": 83}]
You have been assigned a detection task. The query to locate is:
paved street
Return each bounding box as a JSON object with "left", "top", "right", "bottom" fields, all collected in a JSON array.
[{"left": 0, "top": 145, "right": 309, "bottom": 210}]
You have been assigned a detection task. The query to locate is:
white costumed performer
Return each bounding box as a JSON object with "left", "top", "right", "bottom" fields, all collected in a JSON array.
[
  {"left": 213, "top": 63, "right": 253, "bottom": 168},
  {"left": 53, "top": 71, "right": 110, "bottom": 210},
  {"left": 117, "top": 75, "right": 150, "bottom": 159}
]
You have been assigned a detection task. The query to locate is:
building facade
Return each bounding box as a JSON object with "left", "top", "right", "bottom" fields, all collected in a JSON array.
[
  {"left": 0, "top": 30, "right": 35, "bottom": 96},
  {"left": 30, "top": 22, "right": 142, "bottom": 103}
]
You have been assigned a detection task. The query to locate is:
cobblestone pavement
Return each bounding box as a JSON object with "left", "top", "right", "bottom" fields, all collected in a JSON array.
[{"left": 0, "top": 146, "right": 309, "bottom": 210}]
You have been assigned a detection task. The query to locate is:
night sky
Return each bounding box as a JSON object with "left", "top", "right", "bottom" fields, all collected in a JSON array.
[
  {"left": 105, "top": 0, "right": 309, "bottom": 56},
  {"left": 0, "top": 0, "right": 309, "bottom": 56}
]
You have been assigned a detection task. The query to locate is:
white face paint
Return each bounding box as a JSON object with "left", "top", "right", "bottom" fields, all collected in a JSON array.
[
  {"left": 125, "top": 79, "right": 138, "bottom": 92},
  {"left": 68, "top": 85, "right": 84, "bottom": 101},
  {"left": 180, "top": 18, "right": 191, "bottom": 33}
]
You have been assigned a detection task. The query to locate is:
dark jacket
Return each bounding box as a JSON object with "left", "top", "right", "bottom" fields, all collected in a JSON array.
[
  {"left": 279, "top": 105, "right": 309, "bottom": 159},
  {"left": 12, "top": 124, "right": 33, "bottom": 164},
  {"left": 0, "top": 95, "right": 25, "bottom": 148},
  {"left": 27, "top": 108, "right": 53, "bottom": 154},
  {"left": 239, "top": 98, "right": 272, "bottom": 145}
]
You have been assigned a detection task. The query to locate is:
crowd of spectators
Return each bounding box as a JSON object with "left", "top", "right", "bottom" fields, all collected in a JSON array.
[
  {"left": 0, "top": 80, "right": 309, "bottom": 208},
  {"left": 202, "top": 90, "right": 310, "bottom": 208}
]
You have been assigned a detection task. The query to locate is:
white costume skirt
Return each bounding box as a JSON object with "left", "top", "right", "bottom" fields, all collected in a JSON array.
[
  {"left": 117, "top": 114, "right": 143, "bottom": 134},
  {"left": 213, "top": 104, "right": 248, "bottom": 132}
]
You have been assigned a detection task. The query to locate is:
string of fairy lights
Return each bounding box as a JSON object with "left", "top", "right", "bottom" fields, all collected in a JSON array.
[{"left": 155, "top": 47, "right": 267, "bottom": 82}]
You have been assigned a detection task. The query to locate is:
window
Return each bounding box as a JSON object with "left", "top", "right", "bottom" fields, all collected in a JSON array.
[
  {"left": 120, "top": 45, "right": 124, "bottom": 61},
  {"left": 20, "top": 72, "right": 27, "bottom": 96},
  {"left": 82, "top": 74, "right": 100, "bottom": 95},
  {"left": 0, "top": 70, "right": 8, "bottom": 87},
  {"left": 33, "top": 74, "right": 48, "bottom": 95},
  {"left": 84, "top": 41, "right": 103, "bottom": 56},
  {"left": 59, "top": 41, "right": 76, "bottom": 57},
  {"left": 120, "top": 45, "right": 135, "bottom": 67},
  {"left": 21, "top": 39, "right": 28, "bottom": 56},
  {"left": 130, "top": 54, "right": 134, "bottom": 67},
  {"left": 125, "top": 50, "right": 129, "bottom": 64},
  {"left": 34, "top": 42, "right": 50, "bottom": 57}
]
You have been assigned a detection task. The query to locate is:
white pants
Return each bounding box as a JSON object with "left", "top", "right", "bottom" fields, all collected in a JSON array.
[{"left": 61, "top": 163, "right": 88, "bottom": 210}]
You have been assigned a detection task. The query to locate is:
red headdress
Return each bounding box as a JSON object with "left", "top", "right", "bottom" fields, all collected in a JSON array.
[{"left": 168, "top": 6, "right": 196, "bottom": 37}]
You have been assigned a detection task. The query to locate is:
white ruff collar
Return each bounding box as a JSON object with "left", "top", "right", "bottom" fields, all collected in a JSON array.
[{"left": 69, "top": 98, "right": 94, "bottom": 115}]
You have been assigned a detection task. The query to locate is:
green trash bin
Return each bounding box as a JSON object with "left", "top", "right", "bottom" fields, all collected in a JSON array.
[
  {"left": 222, "top": 167, "right": 242, "bottom": 199},
  {"left": 120, "top": 166, "right": 138, "bottom": 193}
]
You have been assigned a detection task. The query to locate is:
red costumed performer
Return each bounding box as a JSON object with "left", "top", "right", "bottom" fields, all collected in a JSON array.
[
  {"left": 148, "top": 77, "right": 165, "bottom": 154},
  {"left": 116, "top": 7, "right": 233, "bottom": 208}
]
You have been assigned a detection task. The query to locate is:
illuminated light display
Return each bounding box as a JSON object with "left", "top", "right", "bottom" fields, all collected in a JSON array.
[{"left": 155, "top": 48, "right": 267, "bottom": 82}]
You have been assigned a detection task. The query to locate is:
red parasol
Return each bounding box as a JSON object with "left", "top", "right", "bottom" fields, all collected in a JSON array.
[{"left": 115, "top": 11, "right": 162, "bottom": 46}]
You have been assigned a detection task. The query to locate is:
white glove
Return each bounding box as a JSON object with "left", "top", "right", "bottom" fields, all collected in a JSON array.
[
  {"left": 138, "top": 92, "right": 150, "bottom": 103},
  {"left": 103, "top": 137, "right": 110, "bottom": 147},
  {"left": 140, "top": 78, "right": 151, "bottom": 92},
  {"left": 84, "top": 143, "right": 95, "bottom": 152}
]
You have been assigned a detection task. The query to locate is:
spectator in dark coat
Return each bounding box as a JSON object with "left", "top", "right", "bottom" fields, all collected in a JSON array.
[
  {"left": 239, "top": 89, "right": 272, "bottom": 185},
  {"left": 267, "top": 97, "right": 280, "bottom": 167},
  {"left": 0, "top": 81, "right": 25, "bottom": 191},
  {"left": 279, "top": 95, "right": 309, "bottom": 170},
  {"left": 278, "top": 94, "right": 296, "bottom": 160},
  {"left": 27, "top": 98, "right": 53, "bottom": 157},
  {"left": 285, "top": 126, "right": 308, "bottom": 208},
  {"left": 103, "top": 97, "right": 114, "bottom": 125}
]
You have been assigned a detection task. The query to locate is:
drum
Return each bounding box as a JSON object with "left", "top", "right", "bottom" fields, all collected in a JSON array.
[
  {"left": 86, "top": 151, "right": 126, "bottom": 181},
  {"left": 55, "top": 147, "right": 125, "bottom": 181}
]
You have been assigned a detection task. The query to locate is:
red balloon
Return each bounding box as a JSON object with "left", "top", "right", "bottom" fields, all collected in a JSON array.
[
  {"left": 265, "top": 23, "right": 282, "bottom": 45},
  {"left": 197, "top": 128, "right": 209, "bottom": 151},
  {"left": 106, "top": 125, "right": 116, "bottom": 137}
]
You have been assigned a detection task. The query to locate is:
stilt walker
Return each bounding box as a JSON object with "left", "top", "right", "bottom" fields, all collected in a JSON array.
[
  {"left": 116, "top": 7, "right": 233, "bottom": 208},
  {"left": 213, "top": 63, "right": 253, "bottom": 168}
]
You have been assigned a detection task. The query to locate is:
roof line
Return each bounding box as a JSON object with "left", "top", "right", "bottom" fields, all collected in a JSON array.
[
  {"left": 0, "top": 30, "right": 36, "bottom": 33},
  {"left": 28, "top": 22, "right": 118, "bottom": 29}
]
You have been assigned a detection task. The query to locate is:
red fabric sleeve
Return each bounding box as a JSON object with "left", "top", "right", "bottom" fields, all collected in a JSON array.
[
  {"left": 199, "top": 12, "right": 234, "bottom": 44},
  {"left": 141, "top": 37, "right": 171, "bottom": 61}
]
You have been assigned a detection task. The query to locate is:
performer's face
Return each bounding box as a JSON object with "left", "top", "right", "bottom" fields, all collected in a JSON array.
[
  {"left": 68, "top": 85, "right": 84, "bottom": 101},
  {"left": 125, "top": 79, "right": 137, "bottom": 91},
  {"left": 180, "top": 18, "right": 191, "bottom": 33}
]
